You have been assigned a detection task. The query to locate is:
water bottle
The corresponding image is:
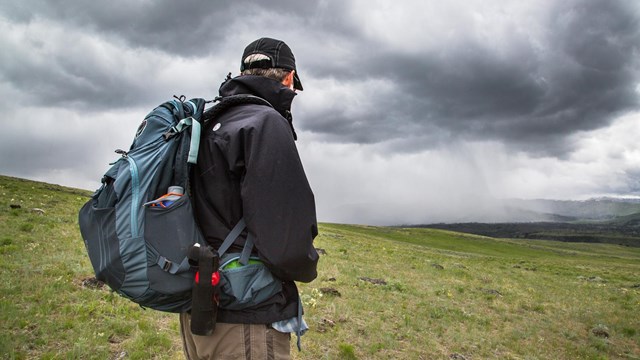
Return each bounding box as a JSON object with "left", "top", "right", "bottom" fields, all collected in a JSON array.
[
  {"left": 145, "top": 186, "right": 184, "bottom": 208},
  {"left": 161, "top": 186, "right": 184, "bottom": 207}
]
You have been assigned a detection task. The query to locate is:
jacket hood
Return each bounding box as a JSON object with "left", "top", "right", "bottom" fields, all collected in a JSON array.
[{"left": 218, "top": 75, "right": 298, "bottom": 139}]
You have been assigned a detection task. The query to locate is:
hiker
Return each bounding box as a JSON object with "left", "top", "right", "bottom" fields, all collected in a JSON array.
[{"left": 179, "top": 37, "right": 319, "bottom": 359}]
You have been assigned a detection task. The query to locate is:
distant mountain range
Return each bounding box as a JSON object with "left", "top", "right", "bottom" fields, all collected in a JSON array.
[
  {"left": 500, "top": 197, "right": 640, "bottom": 222},
  {"left": 330, "top": 196, "right": 640, "bottom": 226},
  {"left": 416, "top": 198, "right": 640, "bottom": 247}
]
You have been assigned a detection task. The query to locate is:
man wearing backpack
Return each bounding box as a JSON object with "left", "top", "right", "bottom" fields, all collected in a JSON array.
[{"left": 179, "top": 37, "right": 319, "bottom": 359}]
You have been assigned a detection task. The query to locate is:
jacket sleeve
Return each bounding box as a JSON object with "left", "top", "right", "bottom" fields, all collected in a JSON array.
[{"left": 236, "top": 109, "right": 319, "bottom": 283}]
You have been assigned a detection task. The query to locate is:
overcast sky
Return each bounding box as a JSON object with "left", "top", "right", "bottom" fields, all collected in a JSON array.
[{"left": 1, "top": 0, "right": 639, "bottom": 225}]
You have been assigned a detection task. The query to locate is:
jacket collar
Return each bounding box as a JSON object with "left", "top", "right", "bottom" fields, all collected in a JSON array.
[
  {"left": 218, "top": 75, "right": 298, "bottom": 140},
  {"left": 218, "top": 75, "right": 296, "bottom": 117}
]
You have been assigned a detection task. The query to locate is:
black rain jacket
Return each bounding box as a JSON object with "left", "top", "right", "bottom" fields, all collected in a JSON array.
[{"left": 191, "top": 75, "right": 319, "bottom": 324}]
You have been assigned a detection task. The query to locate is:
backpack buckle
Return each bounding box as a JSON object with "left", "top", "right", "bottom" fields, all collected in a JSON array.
[
  {"left": 159, "top": 257, "right": 173, "bottom": 272},
  {"left": 163, "top": 129, "right": 177, "bottom": 141}
]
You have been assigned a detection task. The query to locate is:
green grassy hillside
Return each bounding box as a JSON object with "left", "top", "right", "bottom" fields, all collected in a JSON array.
[{"left": 1, "top": 175, "right": 639, "bottom": 359}]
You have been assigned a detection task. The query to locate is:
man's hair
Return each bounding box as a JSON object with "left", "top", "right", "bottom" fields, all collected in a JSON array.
[{"left": 241, "top": 54, "right": 291, "bottom": 82}]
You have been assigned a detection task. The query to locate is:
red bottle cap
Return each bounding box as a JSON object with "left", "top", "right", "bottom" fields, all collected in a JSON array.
[{"left": 195, "top": 271, "right": 220, "bottom": 286}]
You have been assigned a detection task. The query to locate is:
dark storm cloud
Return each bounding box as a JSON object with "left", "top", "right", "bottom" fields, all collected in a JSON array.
[
  {"left": 0, "top": 0, "right": 638, "bottom": 155},
  {"left": 2, "top": 1, "right": 235, "bottom": 56},
  {"left": 0, "top": 0, "right": 353, "bottom": 111},
  {"left": 0, "top": 44, "right": 151, "bottom": 109},
  {"left": 303, "top": 0, "right": 640, "bottom": 156},
  {"left": 0, "top": 1, "right": 239, "bottom": 110},
  {"left": 1, "top": 0, "right": 347, "bottom": 56}
]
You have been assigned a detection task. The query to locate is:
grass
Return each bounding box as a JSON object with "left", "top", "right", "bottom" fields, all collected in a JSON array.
[
  {"left": 301, "top": 225, "right": 640, "bottom": 359},
  {"left": 1, "top": 175, "right": 639, "bottom": 359},
  {"left": 0, "top": 176, "right": 182, "bottom": 359}
]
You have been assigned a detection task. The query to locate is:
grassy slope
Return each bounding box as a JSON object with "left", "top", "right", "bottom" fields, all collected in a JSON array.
[
  {"left": 0, "top": 176, "right": 183, "bottom": 360},
  {"left": 1, "top": 175, "right": 639, "bottom": 359}
]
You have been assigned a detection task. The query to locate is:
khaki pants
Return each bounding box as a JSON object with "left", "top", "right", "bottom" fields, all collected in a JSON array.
[{"left": 179, "top": 313, "right": 291, "bottom": 360}]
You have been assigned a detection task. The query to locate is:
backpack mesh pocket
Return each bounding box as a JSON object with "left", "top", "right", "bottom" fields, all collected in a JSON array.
[
  {"left": 144, "top": 193, "right": 201, "bottom": 294},
  {"left": 218, "top": 253, "right": 282, "bottom": 310}
]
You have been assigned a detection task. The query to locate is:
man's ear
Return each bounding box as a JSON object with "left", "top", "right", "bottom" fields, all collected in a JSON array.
[{"left": 282, "top": 71, "right": 295, "bottom": 90}]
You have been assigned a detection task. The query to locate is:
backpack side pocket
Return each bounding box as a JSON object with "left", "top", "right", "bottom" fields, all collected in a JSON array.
[
  {"left": 79, "top": 185, "right": 126, "bottom": 290},
  {"left": 144, "top": 193, "right": 202, "bottom": 294},
  {"left": 218, "top": 254, "right": 283, "bottom": 310}
]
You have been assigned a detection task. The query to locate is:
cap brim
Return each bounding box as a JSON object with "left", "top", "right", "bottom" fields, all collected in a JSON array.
[{"left": 293, "top": 71, "right": 303, "bottom": 91}]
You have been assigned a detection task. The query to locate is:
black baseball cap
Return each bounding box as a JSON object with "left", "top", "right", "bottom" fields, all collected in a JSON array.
[{"left": 240, "top": 37, "right": 303, "bottom": 91}]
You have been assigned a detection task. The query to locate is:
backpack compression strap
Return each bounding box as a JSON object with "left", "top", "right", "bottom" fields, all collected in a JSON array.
[
  {"left": 171, "top": 116, "right": 201, "bottom": 164},
  {"left": 216, "top": 218, "right": 254, "bottom": 263},
  {"left": 164, "top": 98, "right": 206, "bottom": 165}
]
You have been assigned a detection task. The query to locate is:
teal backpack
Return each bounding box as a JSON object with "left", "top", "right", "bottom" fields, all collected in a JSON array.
[{"left": 78, "top": 95, "right": 272, "bottom": 313}]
